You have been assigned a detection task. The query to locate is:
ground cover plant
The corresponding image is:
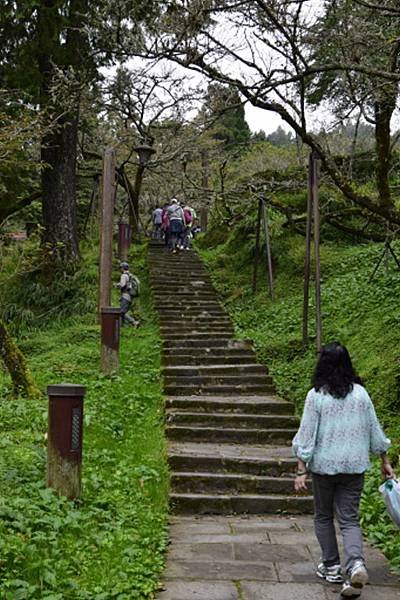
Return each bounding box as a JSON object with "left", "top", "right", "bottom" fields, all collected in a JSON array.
[
  {"left": 196, "top": 220, "right": 400, "bottom": 572},
  {"left": 0, "top": 240, "right": 169, "bottom": 599}
]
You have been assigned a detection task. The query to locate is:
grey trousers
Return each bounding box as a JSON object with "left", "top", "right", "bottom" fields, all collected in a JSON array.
[
  {"left": 120, "top": 297, "right": 136, "bottom": 325},
  {"left": 312, "top": 473, "right": 365, "bottom": 574}
]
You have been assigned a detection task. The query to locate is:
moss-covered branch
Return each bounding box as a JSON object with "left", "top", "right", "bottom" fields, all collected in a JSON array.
[{"left": 0, "top": 318, "right": 40, "bottom": 397}]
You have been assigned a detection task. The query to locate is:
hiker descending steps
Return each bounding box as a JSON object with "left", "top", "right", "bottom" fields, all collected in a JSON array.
[{"left": 115, "top": 261, "right": 140, "bottom": 328}]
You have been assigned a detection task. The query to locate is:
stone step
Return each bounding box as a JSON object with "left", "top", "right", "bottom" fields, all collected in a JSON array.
[
  {"left": 163, "top": 338, "right": 234, "bottom": 348},
  {"left": 159, "top": 315, "right": 231, "bottom": 322},
  {"left": 171, "top": 472, "right": 298, "bottom": 495},
  {"left": 157, "top": 308, "right": 227, "bottom": 316},
  {"left": 166, "top": 426, "right": 296, "bottom": 444},
  {"left": 164, "top": 384, "right": 274, "bottom": 395},
  {"left": 151, "top": 288, "right": 214, "bottom": 294},
  {"left": 163, "top": 364, "right": 266, "bottom": 377},
  {"left": 166, "top": 396, "right": 293, "bottom": 414},
  {"left": 164, "top": 374, "right": 272, "bottom": 385},
  {"left": 160, "top": 323, "right": 233, "bottom": 332},
  {"left": 159, "top": 315, "right": 231, "bottom": 323},
  {"left": 169, "top": 493, "right": 314, "bottom": 515},
  {"left": 168, "top": 453, "right": 296, "bottom": 476},
  {"left": 160, "top": 322, "right": 233, "bottom": 341},
  {"left": 156, "top": 306, "right": 225, "bottom": 313},
  {"left": 163, "top": 354, "right": 257, "bottom": 366},
  {"left": 155, "top": 299, "right": 221, "bottom": 304},
  {"left": 162, "top": 327, "right": 233, "bottom": 343},
  {"left": 150, "top": 270, "right": 210, "bottom": 275},
  {"left": 163, "top": 345, "right": 254, "bottom": 356},
  {"left": 152, "top": 287, "right": 215, "bottom": 294},
  {"left": 149, "top": 276, "right": 212, "bottom": 283},
  {"left": 149, "top": 266, "right": 207, "bottom": 271},
  {"left": 153, "top": 290, "right": 217, "bottom": 298},
  {"left": 167, "top": 412, "right": 297, "bottom": 429},
  {"left": 148, "top": 256, "right": 203, "bottom": 262}
]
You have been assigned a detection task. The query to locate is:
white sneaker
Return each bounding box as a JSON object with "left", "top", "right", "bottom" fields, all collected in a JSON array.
[
  {"left": 341, "top": 581, "right": 362, "bottom": 597},
  {"left": 341, "top": 561, "right": 368, "bottom": 597},
  {"left": 316, "top": 562, "right": 343, "bottom": 583}
]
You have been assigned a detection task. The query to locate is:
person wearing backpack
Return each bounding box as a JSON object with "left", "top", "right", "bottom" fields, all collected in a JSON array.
[
  {"left": 167, "top": 198, "right": 185, "bottom": 253},
  {"left": 115, "top": 262, "right": 140, "bottom": 327},
  {"left": 180, "top": 205, "right": 194, "bottom": 250}
]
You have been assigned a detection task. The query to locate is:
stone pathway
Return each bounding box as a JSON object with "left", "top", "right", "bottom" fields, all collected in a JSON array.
[
  {"left": 147, "top": 242, "right": 400, "bottom": 599},
  {"left": 158, "top": 515, "right": 400, "bottom": 599}
]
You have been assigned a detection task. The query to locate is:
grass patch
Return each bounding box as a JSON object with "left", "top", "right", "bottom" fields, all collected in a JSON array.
[{"left": 0, "top": 241, "right": 169, "bottom": 599}]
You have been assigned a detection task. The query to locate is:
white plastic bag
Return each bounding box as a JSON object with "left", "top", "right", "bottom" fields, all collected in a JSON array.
[{"left": 379, "top": 479, "right": 400, "bottom": 528}]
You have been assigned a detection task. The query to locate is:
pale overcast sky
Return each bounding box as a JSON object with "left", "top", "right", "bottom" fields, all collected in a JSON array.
[{"left": 244, "top": 104, "right": 289, "bottom": 135}]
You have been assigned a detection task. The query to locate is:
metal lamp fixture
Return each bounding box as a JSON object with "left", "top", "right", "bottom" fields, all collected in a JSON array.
[{"left": 134, "top": 142, "right": 156, "bottom": 166}]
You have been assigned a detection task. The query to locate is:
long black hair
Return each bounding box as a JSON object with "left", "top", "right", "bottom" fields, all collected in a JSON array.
[{"left": 313, "top": 342, "right": 362, "bottom": 399}]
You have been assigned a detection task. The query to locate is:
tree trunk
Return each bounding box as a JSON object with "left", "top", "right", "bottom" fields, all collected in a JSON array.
[
  {"left": 36, "top": 0, "right": 88, "bottom": 263},
  {"left": 375, "top": 96, "right": 396, "bottom": 210},
  {"left": 41, "top": 114, "right": 80, "bottom": 261},
  {"left": 0, "top": 319, "right": 40, "bottom": 398},
  {"left": 128, "top": 164, "right": 145, "bottom": 234}
]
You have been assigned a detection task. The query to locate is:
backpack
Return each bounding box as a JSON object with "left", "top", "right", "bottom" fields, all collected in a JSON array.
[{"left": 126, "top": 273, "right": 140, "bottom": 298}]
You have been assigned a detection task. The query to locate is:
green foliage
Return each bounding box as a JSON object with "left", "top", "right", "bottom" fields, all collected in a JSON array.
[
  {"left": 0, "top": 236, "right": 100, "bottom": 331},
  {"left": 0, "top": 241, "right": 169, "bottom": 598},
  {"left": 198, "top": 218, "right": 400, "bottom": 571},
  {"left": 203, "top": 83, "right": 251, "bottom": 150}
]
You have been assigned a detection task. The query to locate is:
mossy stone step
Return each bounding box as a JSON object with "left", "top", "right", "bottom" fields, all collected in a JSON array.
[
  {"left": 166, "top": 425, "right": 296, "bottom": 444},
  {"left": 164, "top": 384, "right": 275, "bottom": 395},
  {"left": 166, "top": 396, "right": 293, "bottom": 414},
  {"left": 168, "top": 453, "right": 296, "bottom": 476},
  {"left": 163, "top": 364, "right": 266, "bottom": 376},
  {"left": 162, "top": 338, "right": 234, "bottom": 348},
  {"left": 169, "top": 493, "right": 314, "bottom": 515},
  {"left": 163, "top": 354, "right": 257, "bottom": 366},
  {"left": 167, "top": 412, "right": 297, "bottom": 429},
  {"left": 171, "top": 472, "right": 299, "bottom": 494}
]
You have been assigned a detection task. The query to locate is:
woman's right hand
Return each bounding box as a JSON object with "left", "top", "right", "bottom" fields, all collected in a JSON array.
[{"left": 294, "top": 474, "right": 308, "bottom": 493}]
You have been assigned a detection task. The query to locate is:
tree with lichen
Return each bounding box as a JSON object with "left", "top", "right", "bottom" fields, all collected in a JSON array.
[{"left": 0, "top": 319, "right": 40, "bottom": 398}]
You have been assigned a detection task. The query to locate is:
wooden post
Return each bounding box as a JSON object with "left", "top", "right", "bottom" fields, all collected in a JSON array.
[
  {"left": 252, "top": 198, "right": 262, "bottom": 294},
  {"left": 312, "top": 151, "right": 322, "bottom": 352},
  {"left": 101, "top": 308, "right": 121, "bottom": 374},
  {"left": 98, "top": 148, "right": 116, "bottom": 318},
  {"left": 261, "top": 198, "right": 274, "bottom": 300},
  {"left": 200, "top": 206, "right": 208, "bottom": 231},
  {"left": 118, "top": 220, "right": 131, "bottom": 261},
  {"left": 47, "top": 384, "right": 85, "bottom": 500},
  {"left": 302, "top": 153, "right": 314, "bottom": 347}
]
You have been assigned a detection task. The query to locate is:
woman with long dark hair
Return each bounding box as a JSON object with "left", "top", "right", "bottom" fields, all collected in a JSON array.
[{"left": 292, "top": 342, "right": 394, "bottom": 598}]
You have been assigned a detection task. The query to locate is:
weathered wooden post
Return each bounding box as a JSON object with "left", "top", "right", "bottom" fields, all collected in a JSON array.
[
  {"left": 98, "top": 147, "right": 116, "bottom": 318},
  {"left": 261, "top": 198, "right": 274, "bottom": 300},
  {"left": 200, "top": 206, "right": 208, "bottom": 231},
  {"left": 101, "top": 307, "right": 121, "bottom": 374},
  {"left": 47, "top": 384, "right": 85, "bottom": 500},
  {"left": 118, "top": 220, "right": 131, "bottom": 261},
  {"left": 302, "top": 152, "right": 314, "bottom": 347},
  {"left": 252, "top": 198, "right": 262, "bottom": 294}
]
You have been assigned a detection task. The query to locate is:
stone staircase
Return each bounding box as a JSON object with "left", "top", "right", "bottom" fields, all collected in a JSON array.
[{"left": 148, "top": 241, "right": 313, "bottom": 515}]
